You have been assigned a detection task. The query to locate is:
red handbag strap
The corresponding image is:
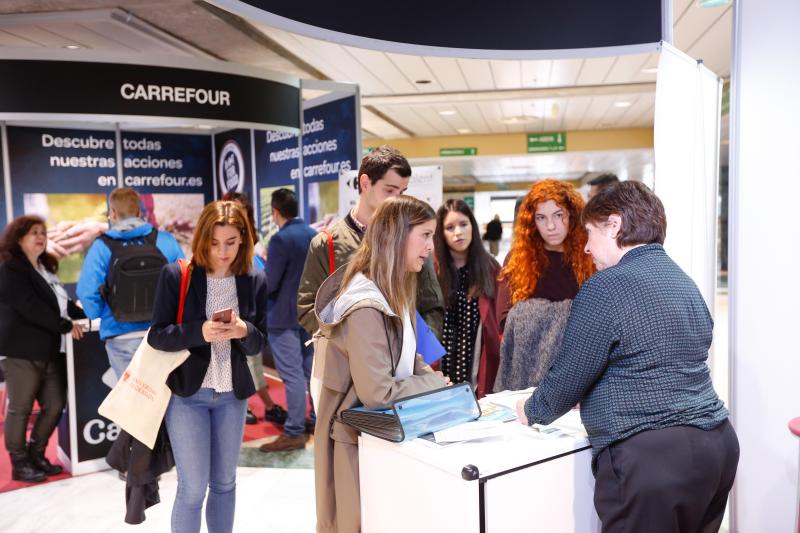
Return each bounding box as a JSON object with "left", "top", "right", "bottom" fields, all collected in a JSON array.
[
  {"left": 176, "top": 259, "right": 191, "bottom": 325},
  {"left": 321, "top": 229, "right": 335, "bottom": 275}
]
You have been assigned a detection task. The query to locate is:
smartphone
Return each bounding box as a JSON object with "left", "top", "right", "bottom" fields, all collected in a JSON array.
[{"left": 211, "top": 307, "right": 233, "bottom": 323}]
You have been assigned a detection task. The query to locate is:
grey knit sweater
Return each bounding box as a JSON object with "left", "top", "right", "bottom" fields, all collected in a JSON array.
[{"left": 493, "top": 298, "right": 573, "bottom": 392}]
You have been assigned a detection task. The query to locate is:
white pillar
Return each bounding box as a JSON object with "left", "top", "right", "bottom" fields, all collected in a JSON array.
[{"left": 729, "top": 1, "right": 800, "bottom": 531}]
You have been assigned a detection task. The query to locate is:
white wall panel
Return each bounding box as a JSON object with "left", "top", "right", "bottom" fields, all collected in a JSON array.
[{"left": 729, "top": 2, "right": 800, "bottom": 529}]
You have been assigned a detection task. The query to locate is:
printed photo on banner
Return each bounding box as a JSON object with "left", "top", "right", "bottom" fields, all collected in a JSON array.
[
  {"left": 145, "top": 193, "right": 205, "bottom": 258},
  {"left": 23, "top": 193, "right": 108, "bottom": 284}
]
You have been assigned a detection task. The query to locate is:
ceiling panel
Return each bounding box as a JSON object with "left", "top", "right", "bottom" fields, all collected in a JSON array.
[
  {"left": 520, "top": 59, "right": 552, "bottom": 88},
  {"left": 478, "top": 101, "right": 510, "bottom": 134},
  {"left": 266, "top": 28, "right": 350, "bottom": 81},
  {"left": 617, "top": 93, "right": 656, "bottom": 128},
  {"left": 346, "top": 47, "right": 417, "bottom": 93},
  {"left": 291, "top": 36, "right": 392, "bottom": 94},
  {"left": 422, "top": 56, "right": 469, "bottom": 91},
  {"left": 500, "top": 100, "right": 524, "bottom": 121},
  {"left": 687, "top": 7, "right": 733, "bottom": 78},
  {"left": 673, "top": 2, "right": 730, "bottom": 52},
  {"left": 549, "top": 58, "right": 583, "bottom": 86},
  {"left": 541, "top": 99, "right": 564, "bottom": 132},
  {"left": 385, "top": 52, "right": 444, "bottom": 92},
  {"left": 457, "top": 58, "right": 495, "bottom": 91},
  {"left": 0, "top": 28, "right": 37, "bottom": 46},
  {"left": 578, "top": 95, "right": 616, "bottom": 130},
  {"left": 673, "top": 0, "right": 696, "bottom": 24},
  {"left": 433, "top": 103, "right": 472, "bottom": 132},
  {"left": 361, "top": 107, "right": 407, "bottom": 139},
  {"left": 562, "top": 96, "right": 593, "bottom": 131},
  {"left": 576, "top": 56, "right": 617, "bottom": 85},
  {"left": 453, "top": 102, "right": 491, "bottom": 133},
  {"left": 490, "top": 60, "right": 522, "bottom": 89},
  {"left": 416, "top": 105, "right": 457, "bottom": 135},
  {"left": 603, "top": 53, "right": 650, "bottom": 84},
  {"left": 47, "top": 22, "right": 136, "bottom": 51},
  {"left": 377, "top": 105, "right": 440, "bottom": 137},
  {"left": 0, "top": 24, "right": 81, "bottom": 48}
]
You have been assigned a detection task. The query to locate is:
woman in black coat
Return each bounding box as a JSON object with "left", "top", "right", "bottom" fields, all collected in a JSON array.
[{"left": 0, "top": 215, "right": 85, "bottom": 482}]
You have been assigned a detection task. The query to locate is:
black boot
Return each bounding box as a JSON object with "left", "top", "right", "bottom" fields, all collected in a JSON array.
[
  {"left": 10, "top": 453, "right": 46, "bottom": 483},
  {"left": 28, "top": 444, "right": 63, "bottom": 476}
]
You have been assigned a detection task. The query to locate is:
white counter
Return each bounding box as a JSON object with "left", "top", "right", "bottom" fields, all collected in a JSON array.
[{"left": 359, "top": 410, "right": 601, "bottom": 533}]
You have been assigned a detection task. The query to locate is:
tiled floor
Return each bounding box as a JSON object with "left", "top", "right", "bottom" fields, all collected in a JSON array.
[{"left": 0, "top": 466, "right": 316, "bottom": 533}]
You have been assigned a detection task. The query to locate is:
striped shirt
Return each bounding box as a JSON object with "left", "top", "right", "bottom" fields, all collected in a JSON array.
[{"left": 525, "top": 244, "right": 728, "bottom": 457}]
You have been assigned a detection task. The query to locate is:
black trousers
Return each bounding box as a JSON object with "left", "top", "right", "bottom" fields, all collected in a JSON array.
[
  {"left": 594, "top": 420, "right": 739, "bottom": 533},
  {"left": 0, "top": 357, "right": 67, "bottom": 456}
]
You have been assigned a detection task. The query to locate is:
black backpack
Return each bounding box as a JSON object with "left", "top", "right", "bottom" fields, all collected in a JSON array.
[{"left": 99, "top": 230, "right": 168, "bottom": 323}]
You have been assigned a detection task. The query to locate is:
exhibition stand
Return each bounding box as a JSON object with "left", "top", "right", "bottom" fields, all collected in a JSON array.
[
  {"left": 0, "top": 48, "right": 360, "bottom": 475},
  {"left": 359, "top": 410, "right": 600, "bottom": 533}
]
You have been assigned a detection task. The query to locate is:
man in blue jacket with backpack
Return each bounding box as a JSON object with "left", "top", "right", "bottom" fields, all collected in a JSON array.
[{"left": 77, "top": 188, "right": 183, "bottom": 379}]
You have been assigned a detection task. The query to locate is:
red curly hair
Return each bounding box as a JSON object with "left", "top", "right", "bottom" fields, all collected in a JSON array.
[{"left": 500, "top": 179, "right": 595, "bottom": 304}]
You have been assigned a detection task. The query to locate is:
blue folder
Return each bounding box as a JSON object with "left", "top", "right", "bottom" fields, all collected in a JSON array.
[
  {"left": 416, "top": 311, "right": 446, "bottom": 365},
  {"left": 340, "top": 382, "right": 481, "bottom": 442}
]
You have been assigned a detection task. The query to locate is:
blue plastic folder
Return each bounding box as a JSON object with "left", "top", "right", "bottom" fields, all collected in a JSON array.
[
  {"left": 339, "top": 383, "right": 481, "bottom": 442},
  {"left": 416, "top": 311, "right": 446, "bottom": 365}
]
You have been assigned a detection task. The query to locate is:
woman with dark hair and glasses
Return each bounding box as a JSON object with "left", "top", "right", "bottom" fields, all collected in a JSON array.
[
  {"left": 433, "top": 199, "right": 500, "bottom": 398},
  {"left": 0, "top": 215, "right": 85, "bottom": 482},
  {"left": 517, "top": 181, "right": 738, "bottom": 533}
]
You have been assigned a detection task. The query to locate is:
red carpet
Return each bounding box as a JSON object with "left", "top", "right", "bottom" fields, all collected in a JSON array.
[{"left": 0, "top": 375, "right": 293, "bottom": 494}]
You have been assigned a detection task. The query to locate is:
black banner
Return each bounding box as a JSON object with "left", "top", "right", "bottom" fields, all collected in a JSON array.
[
  {"left": 238, "top": 0, "right": 663, "bottom": 51},
  {"left": 0, "top": 59, "right": 300, "bottom": 129},
  {"left": 58, "top": 332, "right": 119, "bottom": 465}
]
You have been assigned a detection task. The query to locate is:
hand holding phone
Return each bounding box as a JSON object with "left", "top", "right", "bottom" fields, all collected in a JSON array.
[{"left": 211, "top": 307, "right": 233, "bottom": 323}]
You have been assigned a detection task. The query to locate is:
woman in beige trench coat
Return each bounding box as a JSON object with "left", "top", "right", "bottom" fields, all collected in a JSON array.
[{"left": 311, "top": 196, "right": 448, "bottom": 533}]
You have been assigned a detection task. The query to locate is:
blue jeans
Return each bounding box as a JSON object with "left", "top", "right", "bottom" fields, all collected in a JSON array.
[
  {"left": 165, "top": 389, "right": 246, "bottom": 533},
  {"left": 105, "top": 335, "right": 145, "bottom": 379},
  {"left": 268, "top": 328, "right": 314, "bottom": 437}
]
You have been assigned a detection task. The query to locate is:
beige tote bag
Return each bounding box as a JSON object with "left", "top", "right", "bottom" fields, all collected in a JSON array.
[
  {"left": 98, "top": 336, "right": 189, "bottom": 449},
  {"left": 97, "top": 259, "right": 193, "bottom": 449}
]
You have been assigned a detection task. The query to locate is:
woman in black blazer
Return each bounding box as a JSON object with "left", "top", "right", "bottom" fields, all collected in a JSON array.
[
  {"left": 148, "top": 201, "right": 267, "bottom": 533},
  {"left": 0, "top": 215, "right": 85, "bottom": 483}
]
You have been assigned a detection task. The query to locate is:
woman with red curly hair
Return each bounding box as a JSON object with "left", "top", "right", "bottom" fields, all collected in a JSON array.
[{"left": 493, "top": 179, "right": 594, "bottom": 391}]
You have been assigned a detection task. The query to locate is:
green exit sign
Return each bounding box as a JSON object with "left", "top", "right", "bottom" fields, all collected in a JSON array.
[
  {"left": 439, "top": 147, "right": 477, "bottom": 157},
  {"left": 527, "top": 132, "right": 566, "bottom": 153}
]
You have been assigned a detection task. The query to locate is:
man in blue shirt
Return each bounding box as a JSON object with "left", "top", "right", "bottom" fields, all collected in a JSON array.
[
  {"left": 518, "top": 182, "right": 738, "bottom": 533},
  {"left": 259, "top": 188, "right": 317, "bottom": 452},
  {"left": 77, "top": 188, "right": 183, "bottom": 379}
]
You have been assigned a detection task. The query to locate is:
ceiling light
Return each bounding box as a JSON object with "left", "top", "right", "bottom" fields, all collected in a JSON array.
[
  {"left": 415, "top": 79, "right": 432, "bottom": 84},
  {"left": 501, "top": 115, "right": 539, "bottom": 125},
  {"left": 614, "top": 101, "right": 632, "bottom": 108},
  {"left": 698, "top": 0, "right": 731, "bottom": 7},
  {"left": 63, "top": 44, "right": 83, "bottom": 49},
  {"left": 457, "top": 128, "right": 471, "bottom": 134},
  {"left": 641, "top": 67, "right": 658, "bottom": 74},
  {"left": 439, "top": 110, "right": 457, "bottom": 116},
  {"left": 195, "top": 124, "right": 213, "bottom": 130}
]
